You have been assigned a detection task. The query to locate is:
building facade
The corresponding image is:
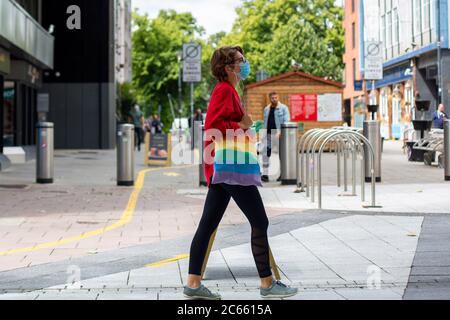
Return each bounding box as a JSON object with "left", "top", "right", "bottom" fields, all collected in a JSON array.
[
  {"left": 0, "top": 0, "right": 54, "bottom": 168},
  {"left": 115, "top": 0, "right": 132, "bottom": 84},
  {"left": 1, "top": 0, "right": 132, "bottom": 168},
  {"left": 40, "top": 0, "right": 117, "bottom": 150},
  {"left": 343, "top": 0, "right": 450, "bottom": 139},
  {"left": 343, "top": 0, "right": 365, "bottom": 128}
]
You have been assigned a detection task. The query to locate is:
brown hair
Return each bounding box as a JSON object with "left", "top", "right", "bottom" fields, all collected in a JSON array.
[
  {"left": 211, "top": 46, "right": 244, "bottom": 82},
  {"left": 269, "top": 92, "right": 278, "bottom": 98}
]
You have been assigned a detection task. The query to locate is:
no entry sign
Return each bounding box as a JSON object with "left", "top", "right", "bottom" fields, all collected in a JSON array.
[{"left": 183, "top": 43, "right": 202, "bottom": 83}]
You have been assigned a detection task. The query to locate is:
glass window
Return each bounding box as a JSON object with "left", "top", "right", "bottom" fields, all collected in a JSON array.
[
  {"left": 405, "top": 83, "right": 414, "bottom": 117},
  {"left": 3, "top": 81, "right": 16, "bottom": 147},
  {"left": 353, "top": 58, "right": 357, "bottom": 81},
  {"left": 424, "top": 0, "right": 431, "bottom": 30},
  {"left": 393, "top": 8, "right": 399, "bottom": 44},
  {"left": 381, "top": 89, "right": 389, "bottom": 120},
  {"left": 386, "top": 11, "right": 392, "bottom": 47},
  {"left": 381, "top": 15, "right": 386, "bottom": 47},
  {"left": 352, "top": 22, "right": 356, "bottom": 48},
  {"left": 392, "top": 97, "right": 401, "bottom": 125},
  {"left": 413, "top": 0, "right": 422, "bottom": 36}
]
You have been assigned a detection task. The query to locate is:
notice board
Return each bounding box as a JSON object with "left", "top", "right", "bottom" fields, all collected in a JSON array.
[
  {"left": 317, "top": 94, "right": 343, "bottom": 122},
  {"left": 290, "top": 94, "right": 318, "bottom": 122}
]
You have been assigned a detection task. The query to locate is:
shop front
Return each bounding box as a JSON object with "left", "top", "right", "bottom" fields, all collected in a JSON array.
[
  {"left": 3, "top": 60, "right": 42, "bottom": 148},
  {"left": 371, "top": 63, "right": 414, "bottom": 140}
]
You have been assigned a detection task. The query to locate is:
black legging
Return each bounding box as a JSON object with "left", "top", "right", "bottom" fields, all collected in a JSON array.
[{"left": 188, "top": 183, "right": 272, "bottom": 278}]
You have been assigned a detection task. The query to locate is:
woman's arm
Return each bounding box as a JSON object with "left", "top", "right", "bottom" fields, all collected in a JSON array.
[{"left": 205, "top": 85, "right": 241, "bottom": 134}]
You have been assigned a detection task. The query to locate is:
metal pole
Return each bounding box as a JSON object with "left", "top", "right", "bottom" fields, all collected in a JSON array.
[
  {"left": 178, "top": 54, "right": 183, "bottom": 134},
  {"left": 444, "top": 120, "right": 450, "bottom": 180},
  {"left": 437, "top": 0, "right": 443, "bottom": 104},
  {"left": 343, "top": 140, "right": 348, "bottom": 192},
  {"left": 361, "top": 143, "right": 366, "bottom": 202},
  {"left": 337, "top": 141, "right": 341, "bottom": 187},
  {"left": 317, "top": 131, "right": 377, "bottom": 209},
  {"left": 352, "top": 141, "right": 357, "bottom": 195},
  {"left": 190, "top": 82, "right": 194, "bottom": 150}
]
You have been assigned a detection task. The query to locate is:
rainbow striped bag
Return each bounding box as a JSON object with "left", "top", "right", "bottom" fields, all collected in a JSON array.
[{"left": 211, "top": 129, "right": 262, "bottom": 187}]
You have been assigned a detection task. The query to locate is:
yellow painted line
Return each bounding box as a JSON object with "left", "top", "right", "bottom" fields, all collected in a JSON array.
[
  {"left": 145, "top": 254, "right": 190, "bottom": 267},
  {"left": 163, "top": 172, "right": 181, "bottom": 177},
  {"left": 0, "top": 165, "right": 194, "bottom": 257}
]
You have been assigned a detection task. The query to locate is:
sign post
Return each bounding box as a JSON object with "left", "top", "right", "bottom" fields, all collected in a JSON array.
[
  {"left": 183, "top": 43, "right": 202, "bottom": 153},
  {"left": 183, "top": 43, "right": 202, "bottom": 115},
  {"left": 364, "top": 41, "right": 383, "bottom": 118}
]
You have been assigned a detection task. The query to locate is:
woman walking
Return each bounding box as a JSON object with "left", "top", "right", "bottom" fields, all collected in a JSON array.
[{"left": 183, "top": 46, "right": 298, "bottom": 300}]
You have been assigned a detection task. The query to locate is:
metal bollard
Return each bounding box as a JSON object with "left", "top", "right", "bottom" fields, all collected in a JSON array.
[
  {"left": 363, "top": 120, "right": 382, "bottom": 182},
  {"left": 445, "top": 120, "right": 450, "bottom": 181},
  {"left": 280, "top": 123, "right": 298, "bottom": 185},
  {"left": 36, "top": 122, "right": 54, "bottom": 184},
  {"left": 199, "top": 125, "right": 207, "bottom": 187},
  {"left": 117, "top": 124, "right": 135, "bottom": 186}
]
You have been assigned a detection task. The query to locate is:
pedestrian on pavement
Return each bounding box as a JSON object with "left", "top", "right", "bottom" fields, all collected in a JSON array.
[
  {"left": 184, "top": 46, "right": 298, "bottom": 300},
  {"left": 189, "top": 109, "right": 204, "bottom": 128},
  {"left": 143, "top": 115, "right": 154, "bottom": 134},
  {"left": 432, "top": 103, "right": 448, "bottom": 129},
  {"left": 189, "top": 109, "right": 205, "bottom": 149},
  {"left": 129, "top": 104, "right": 144, "bottom": 152},
  {"left": 261, "top": 92, "right": 290, "bottom": 183},
  {"left": 151, "top": 114, "right": 163, "bottom": 134}
]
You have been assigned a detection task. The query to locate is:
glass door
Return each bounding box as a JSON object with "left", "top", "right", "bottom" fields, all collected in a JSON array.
[{"left": 3, "top": 81, "right": 15, "bottom": 147}]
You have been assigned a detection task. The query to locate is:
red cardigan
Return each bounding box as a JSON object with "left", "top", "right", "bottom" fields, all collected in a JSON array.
[{"left": 204, "top": 81, "right": 244, "bottom": 187}]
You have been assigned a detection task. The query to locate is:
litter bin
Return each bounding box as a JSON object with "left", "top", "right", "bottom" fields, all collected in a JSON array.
[
  {"left": 36, "top": 122, "right": 54, "bottom": 184},
  {"left": 363, "top": 120, "right": 382, "bottom": 182},
  {"left": 445, "top": 120, "right": 450, "bottom": 181},
  {"left": 117, "top": 124, "right": 135, "bottom": 186},
  {"left": 194, "top": 121, "right": 203, "bottom": 150},
  {"left": 199, "top": 124, "right": 207, "bottom": 187},
  {"left": 280, "top": 122, "right": 298, "bottom": 185}
]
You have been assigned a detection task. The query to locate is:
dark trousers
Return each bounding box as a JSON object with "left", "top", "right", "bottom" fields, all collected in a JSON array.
[
  {"left": 135, "top": 127, "right": 143, "bottom": 151},
  {"left": 188, "top": 183, "right": 272, "bottom": 278}
]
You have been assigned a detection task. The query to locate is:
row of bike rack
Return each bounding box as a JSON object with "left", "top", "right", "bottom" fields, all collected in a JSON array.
[{"left": 295, "top": 127, "right": 378, "bottom": 209}]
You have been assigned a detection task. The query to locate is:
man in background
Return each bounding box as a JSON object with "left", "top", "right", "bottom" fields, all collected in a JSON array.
[
  {"left": 129, "top": 105, "right": 144, "bottom": 152},
  {"left": 432, "top": 103, "right": 448, "bottom": 129},
  {"left": 261, "top": 92, "right": 290, "bottom": 183}
]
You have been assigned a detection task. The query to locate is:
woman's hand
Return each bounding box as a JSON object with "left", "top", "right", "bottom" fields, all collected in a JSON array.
[{"left": 239, "top": 113, "right": 253, "bottom": 130}]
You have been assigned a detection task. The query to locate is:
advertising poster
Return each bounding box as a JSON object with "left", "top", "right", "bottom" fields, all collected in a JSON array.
[
  {"left": 145, "top": 133, "right": 172, "bottom": 166},
  {"left": 290, "top": 94, "right": 318, "bottom": 122}
]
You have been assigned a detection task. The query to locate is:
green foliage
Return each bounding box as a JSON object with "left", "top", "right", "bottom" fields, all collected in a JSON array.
[
  {"left": 117, "top": 82, "right": 136, "bottom": 122},
  {"left": 219, "top": 0, "right": 344, "bottom": 81},
  {"left": 131, "top": 1, "right": 344, "bottom": 128},
  {"left": 262, "top": 18, "right": 342, "bottom": 81},
  {"left": 132, "top": 10, "right": 206, "bottom": 129}
]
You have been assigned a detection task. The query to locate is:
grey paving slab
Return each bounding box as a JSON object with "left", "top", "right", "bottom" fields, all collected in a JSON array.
[
  {"left": 283, "top": 289, "right": 344, "bottom": 300},
  {"left": 128, "top": 263, "right": 183, "bottom": 288},
  {"left": 334, "top": 288, "right": 403, "bottom": 300},
  {"left": 35, "top": 290, "right": 99, "bottom": 300},
  {"left": 404, "top": 287, "right": 450, "bottom": 300},
  {"left": 0, "top": 292, "right": 39, "bottom": 300},
  {"left": 0, "top": 211, "right": 342, "bottom": 291}
]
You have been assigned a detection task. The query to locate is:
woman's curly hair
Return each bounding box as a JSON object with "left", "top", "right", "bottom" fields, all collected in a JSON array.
[{"left": 210, "top": 46, "right": 244, "bottom": 82}]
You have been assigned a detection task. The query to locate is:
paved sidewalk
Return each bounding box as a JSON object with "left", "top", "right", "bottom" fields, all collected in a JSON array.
[
  {"left": 0, "top": 146, "right": 295, "bottom": 271},
  {"left": 0, "top": 214, "right": 422, "bottom": 300},
  {"left": 0, "top": 139, "right": 449, "bottom": 300}
]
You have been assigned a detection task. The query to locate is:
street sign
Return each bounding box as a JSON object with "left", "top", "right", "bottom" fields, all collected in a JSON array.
[
  {"left": 183, "top": 43, "right": 202, "bottom": 83},
  {"left": 364, "top": 41, "right": 383, "bottom": 80}
]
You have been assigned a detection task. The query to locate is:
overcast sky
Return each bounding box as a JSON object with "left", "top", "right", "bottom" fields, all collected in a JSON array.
[
  {"left": 132, "top": 0, "right": 243, "bottom": 37},
  {"left": 132, "top": 0, "right": 344, "bottom": 37}
]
